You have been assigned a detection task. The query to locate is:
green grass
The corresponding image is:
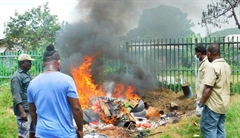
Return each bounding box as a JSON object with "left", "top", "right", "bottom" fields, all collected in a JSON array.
[
  {"left": 0, "top": 83, "right": 17, "bottom": 138},
  {"left": 225, "top": 95, "right": 240, "bottom": 137}
]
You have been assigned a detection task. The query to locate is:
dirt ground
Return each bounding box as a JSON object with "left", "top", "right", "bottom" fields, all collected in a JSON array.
[
  {"left": 141, "top": 87, "right": 196, "bottom": 115},
  {"left": 91, "top": 87, "right": 197, "bottom": 138}
]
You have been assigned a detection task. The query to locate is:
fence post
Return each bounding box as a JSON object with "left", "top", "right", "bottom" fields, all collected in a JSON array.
[
  {"left": 126, "top": 42, "right": 129, "bottom": 75},
  {"left": 194, "top": 38, "right": 198, "bottom": 90}
]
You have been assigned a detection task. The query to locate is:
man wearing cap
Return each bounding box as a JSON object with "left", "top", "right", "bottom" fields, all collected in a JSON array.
[
  {"left": 10, "top": 53, "right": 35, "bottom": 138},
  {"left": 194, "top": 45, "right": 210, "bottom": 117},
  {"left": 28, "top": 44, "right": 83, "bottom": 138}
]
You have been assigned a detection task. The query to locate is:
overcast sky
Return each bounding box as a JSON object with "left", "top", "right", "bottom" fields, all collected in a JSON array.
[
  {"left": 0, "top": 0, "right": 78, "bottom": 39},
  {"left": 0, "top": 0, "right": 238, "bottom": 39}
]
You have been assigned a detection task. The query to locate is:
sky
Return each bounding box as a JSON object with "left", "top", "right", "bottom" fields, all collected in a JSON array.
[
  {"left": 0, "top": 0, "right": 78, "bottom": 39},
  {"left": 0, "top": 0, "right": 238, "bottom": 39}
]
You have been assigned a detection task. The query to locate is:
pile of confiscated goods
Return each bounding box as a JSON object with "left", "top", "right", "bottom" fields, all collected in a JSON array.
[{"left": 80, "top": 96, "right": 184, "bottom": 138}]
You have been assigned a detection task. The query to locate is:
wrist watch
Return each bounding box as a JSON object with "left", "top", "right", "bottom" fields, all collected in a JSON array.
[{"left": 198, "top": 102, "right": 204, "bottom": 108}]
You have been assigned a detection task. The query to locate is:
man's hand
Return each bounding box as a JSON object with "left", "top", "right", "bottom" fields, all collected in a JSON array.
[
  {"left": 76, "top": 130, "right": 83, "bottom": 138},
  {"left": 20, "top": 111, "right": 28, "bottom": 121},
  {"left": 196, "top": 101, "right": 203, "bottom": 117}
]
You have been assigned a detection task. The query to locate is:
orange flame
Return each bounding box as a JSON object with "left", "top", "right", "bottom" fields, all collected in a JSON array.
[
  {"left": 72, "top": 53, "right": 105, "bottom": 109},
  {"left": 71, "top": 53, "right": 140, "bottom": 123},
  {"left": 112, "top": 83, "right": 125, "bottom": 98},
  {"left": 113, "top": 83, "right": 139, "bottom": 100},
  {"left": 99, "top": 112, "right": 117, "bottom": 124},
  {"left": 125, "top": 85, "right": 139, "bottom": 100}
]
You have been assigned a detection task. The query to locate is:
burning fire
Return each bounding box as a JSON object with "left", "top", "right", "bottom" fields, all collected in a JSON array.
[
  {"left": 99, "top": 112, "right": 117, "bottom": 124},
  {"left": 72, "top": 53, "right": 140, "bottom": 109}
]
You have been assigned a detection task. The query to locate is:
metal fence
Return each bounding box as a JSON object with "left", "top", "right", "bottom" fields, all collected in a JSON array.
[
  {"left": 118, "top": 37, "right": 240, "bottom": 93},
  {"left": 1, "top": 36, "right": 240, "bottom": 93},
  {"left": 0, "top": 50, "right": 43, "bottom": 83}
]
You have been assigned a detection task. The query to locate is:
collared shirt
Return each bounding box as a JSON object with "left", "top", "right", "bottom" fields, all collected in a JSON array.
[
  {"left": 11, "top": 68, "right": 32, "bottom": 116},
  {"left": 196, "top": 56, "right": 210, "bottom": 101},
  {"left": 203, "top": 58, "right": 231, "bottom": 114}
]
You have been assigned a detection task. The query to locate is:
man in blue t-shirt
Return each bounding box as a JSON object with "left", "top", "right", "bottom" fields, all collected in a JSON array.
[{"left": 28, "top": 44, "right": 83, "bottom": 138}]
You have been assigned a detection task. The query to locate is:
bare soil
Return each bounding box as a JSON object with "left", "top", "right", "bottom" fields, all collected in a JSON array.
[{"left": 141, "top": 87, "right": 196, "bottom": 115}]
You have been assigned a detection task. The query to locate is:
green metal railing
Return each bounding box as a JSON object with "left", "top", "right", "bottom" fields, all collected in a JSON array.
[
  {"left": 1, "top": 37, "right": 240, "bottom": 93},
  {"left": 0, "top": 50, "right": 43, "bottom": 83},
  {"left": 116, "top": 37, "right": 240, "bottom": 93},
  {"left": 122, "top": 38, "right": 197, "bottom": 93}
]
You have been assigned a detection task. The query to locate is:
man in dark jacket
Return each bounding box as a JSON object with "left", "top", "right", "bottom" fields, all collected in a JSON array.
[{"left": 11, "top": 53, "right": 35, "bottom": 138}]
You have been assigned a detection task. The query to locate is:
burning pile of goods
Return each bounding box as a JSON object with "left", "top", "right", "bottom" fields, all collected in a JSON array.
[
  {"left": 83, "top": 96, "right": 146, "bottom": 127},
  {"left": 79, "top": 94, "right": 184, "bottom": 138},
  {"left": 71, "top": 54, "right": 187, "bottom": 137}
]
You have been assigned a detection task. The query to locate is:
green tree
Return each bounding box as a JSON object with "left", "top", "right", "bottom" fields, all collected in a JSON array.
[
  {"left": 201, "top": 0, "right": 240, "bottom": 29},
  {"left": 127, "top": 5, "right": 194, "bottom": 40},
  {"left": 3, "top": 2, "right": 62, "bottom": 51}
]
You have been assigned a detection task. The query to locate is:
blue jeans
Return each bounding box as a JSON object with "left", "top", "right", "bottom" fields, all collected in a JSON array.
[{"left": 200, "top": 105, "right": 226, "bottom": 138}]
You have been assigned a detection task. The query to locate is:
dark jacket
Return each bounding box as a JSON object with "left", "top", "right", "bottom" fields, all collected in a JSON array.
[{"left": 11, "top": 68, "right": 32, "bottom": 116}]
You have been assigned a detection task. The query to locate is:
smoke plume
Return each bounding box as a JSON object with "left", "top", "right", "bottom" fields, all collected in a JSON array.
[{"left": 56, "top": 0, "right": 182, "bottom": 95}]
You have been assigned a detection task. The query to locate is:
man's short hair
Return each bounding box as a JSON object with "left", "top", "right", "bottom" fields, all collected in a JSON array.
[
  {"left": 208, "top": 43, "right": 220, "bottom": 54},
  {"left": 43, "top": 44, "right": 60, "bottom": 62},
  {"left": 195, "top": 45, "right": 207, "bottom": 55}
]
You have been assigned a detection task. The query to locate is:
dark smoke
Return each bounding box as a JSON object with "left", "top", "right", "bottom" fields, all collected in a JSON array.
[{"left": 55, "top": 0, "right": 164, "bottom": 94}]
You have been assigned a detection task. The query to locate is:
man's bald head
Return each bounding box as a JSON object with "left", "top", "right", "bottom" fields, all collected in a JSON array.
[
  {"left": 207, "top": 43, "right": 221, "bottom": 62},
  {"left": 208, "top": 44, "right": 220, "bottom": 55}
]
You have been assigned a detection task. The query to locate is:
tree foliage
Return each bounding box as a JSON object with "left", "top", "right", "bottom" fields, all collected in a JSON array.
[
  {"left": 3, "top": 2, "right": 62, "bottom": 51},
  {"left": 127, "top": 5, "right": 194, "bottom": 40},
  {"left": 201, "top": 0, "right": 240, "bottom": 29}
]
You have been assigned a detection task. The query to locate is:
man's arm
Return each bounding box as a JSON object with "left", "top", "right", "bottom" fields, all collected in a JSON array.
[
  {"left": 11, "top": 77, "right": 27, "bottom": 120},
  {"left": 29, "top": 103, "right": 37, "bottom": 125},
  {"left": 200, "top": 85, "right": 213, "bottom": 105},
  {"left": 68, "top": 97, "right": 83, "bottom": 138},
  {"left": 17, "top": 104, "right": 27, "bottom": 120}
]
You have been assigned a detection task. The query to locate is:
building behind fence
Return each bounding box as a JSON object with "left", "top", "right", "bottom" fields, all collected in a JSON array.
[{"left": 1, "top": 36, "right": 239, "bottom": 93}]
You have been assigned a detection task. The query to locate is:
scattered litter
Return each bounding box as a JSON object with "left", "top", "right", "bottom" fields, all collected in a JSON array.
[{"left": 193, "top": 134, "right": 200, "bottom": 137}]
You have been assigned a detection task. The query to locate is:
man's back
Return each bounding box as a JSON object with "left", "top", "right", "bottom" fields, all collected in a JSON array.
[{"left": 28, "top": 71, "right": 78, "bottom": 137}]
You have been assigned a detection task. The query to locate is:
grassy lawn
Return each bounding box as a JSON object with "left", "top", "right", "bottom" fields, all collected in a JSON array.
[
  {"left": 0, "top": 83, "right": 17, "bottom": 138},
  {"left": 0, "top": 83, "right": 239, "bottom": 138}
]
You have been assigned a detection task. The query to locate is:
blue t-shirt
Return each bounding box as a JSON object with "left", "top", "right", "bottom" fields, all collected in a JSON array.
[{"left": 28, "top": 71, "right": 78, "bottom": 138}]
